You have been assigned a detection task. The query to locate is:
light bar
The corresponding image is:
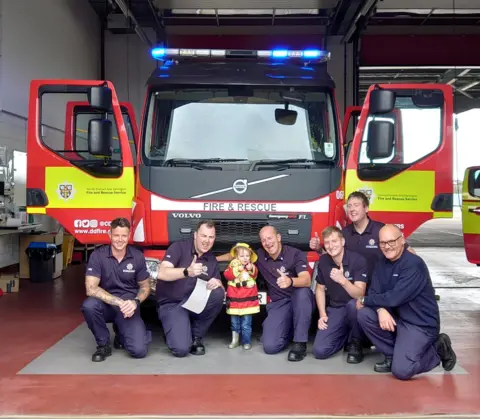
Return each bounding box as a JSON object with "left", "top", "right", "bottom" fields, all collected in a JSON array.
[{"left": 151, "top": 47, "right": 330, "bottom": 62}]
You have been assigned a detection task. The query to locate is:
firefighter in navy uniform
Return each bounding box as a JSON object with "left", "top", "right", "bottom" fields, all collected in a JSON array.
[
  {"left": 356, "top": 224, "right": 456, "bottom": 380},
  {"left": 81, "top": 217, "right": 152, "bottom": 362},
  {"left": 312, "top": 226, "right": 368, "bottom": 364}
]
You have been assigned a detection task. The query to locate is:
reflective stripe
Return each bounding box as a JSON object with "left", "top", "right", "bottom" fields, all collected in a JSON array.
[
  {"left": 227, "top": 279, "right": 256, "bottom": 288},
  {"left": 27, "top": 208, "right": 46, "bottom": 214},
  {"left": 226, "top": 306, "right": 260, "bottom": 315}
]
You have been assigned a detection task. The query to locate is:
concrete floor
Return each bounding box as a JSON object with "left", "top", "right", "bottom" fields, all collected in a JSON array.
[{"left": 1, "top": 214, "right": 479, "bottom": 417}]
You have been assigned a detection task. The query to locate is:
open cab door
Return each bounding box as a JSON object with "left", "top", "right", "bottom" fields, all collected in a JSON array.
[
  {"left": 462, "top": 166, "right": 480, "bottom": 265},
  {"left": 26, "top": 81, "right": 135, "bottom": 244},
  {"left": 345, "top": 84, "right": 454, "bottom": 238}
]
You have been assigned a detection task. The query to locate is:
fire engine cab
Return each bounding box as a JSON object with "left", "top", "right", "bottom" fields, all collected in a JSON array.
[{"left": 25, "top": 47, "right": 479, "bottom": 295}]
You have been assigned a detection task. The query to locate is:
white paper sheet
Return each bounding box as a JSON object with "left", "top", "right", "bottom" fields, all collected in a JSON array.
[{"left": 181, "top": 278, "right": 212, "bottom": 314}]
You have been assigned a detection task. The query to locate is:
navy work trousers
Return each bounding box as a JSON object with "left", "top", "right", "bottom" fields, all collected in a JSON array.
[
  {"left": 262, "top": 287, "right": 315, "bottom": 354},
  {"left": 231, "top": 314, "right": 253, "bottom": 345},
  {"left": 158, "top": 287, "right": 225, "bottom": 357},
  {"left": 313, "top": 299, "right": 363, "bottom": 359},
  {"left": 81, "top": 297, "right": 151, "bottom": 358},
  {"left": 357, "top": 307, "right": 441, "bottom": 380}
]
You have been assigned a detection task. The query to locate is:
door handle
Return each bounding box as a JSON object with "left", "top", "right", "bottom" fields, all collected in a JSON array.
[{"left": 468, "top": 207, "right": 480, "bottom": 215}]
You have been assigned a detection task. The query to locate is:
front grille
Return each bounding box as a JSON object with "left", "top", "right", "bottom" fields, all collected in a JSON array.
[
  {"left": 168, "top": 217, "right": 312, "bottom": 250},
  {"left": 215, "top": 220, "right": 268, "bottom": 243}
]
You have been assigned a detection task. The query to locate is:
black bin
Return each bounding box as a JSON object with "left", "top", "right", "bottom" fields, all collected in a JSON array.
[{"left": 26, "top": 242, "right": 57, "bottom": 283}]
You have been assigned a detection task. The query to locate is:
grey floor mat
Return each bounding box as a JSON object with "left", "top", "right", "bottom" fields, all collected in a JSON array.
[{"left": 18, "top": 323, "right": 466, "bottom": 376}]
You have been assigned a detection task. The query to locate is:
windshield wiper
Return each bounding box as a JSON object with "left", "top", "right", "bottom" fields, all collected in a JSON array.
[
  {"left": 178, "top": 158, "right": 249, "bottom": 163},
  {"left": 163, "top": 159, "right": 223, "bottom": 170},
  {"left": 251, "top": 159, "right": 333, "bottom": 170}
]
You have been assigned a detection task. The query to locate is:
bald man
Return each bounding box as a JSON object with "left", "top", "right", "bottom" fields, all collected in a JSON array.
[
  {"left": 355, "top": 224, "right": 456, "bottom": 380},
  {"left": 217, "top": 226, "right": 314, "bottom": 361}
]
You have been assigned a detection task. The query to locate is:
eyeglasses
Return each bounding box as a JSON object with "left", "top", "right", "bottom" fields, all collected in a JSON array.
[{"left": 379, "top": 235, "right": 402, "bottom": 248}]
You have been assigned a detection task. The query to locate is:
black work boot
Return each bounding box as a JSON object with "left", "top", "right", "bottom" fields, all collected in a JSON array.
[
  {"left": 288, "top": 342, "right": 307, "bottom": 362},
  {"left": 92, "top": 344, "right": 112, "bottom": 362},
  {"left": 346, "top": 339, "right": 364, "bottom": 364},
  {"left": 113, "top": 335, "right": 124, "bottom": 350},
  {"left": 112, "top": 323, "right": 124, "bottom": 349},
  {"left": 435, "top": 333, "right": 457, "bottom": 371},
  {"left": 190, "top": 337, "right": 206, "bottom": 355},
  {"left": 374, "top": 356, "right": 392, "bottom": 373}
]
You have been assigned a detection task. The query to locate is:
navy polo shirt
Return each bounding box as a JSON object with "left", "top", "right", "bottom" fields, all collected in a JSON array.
[
  {"left": 315, "top": 249, "right": 368, "bottom": 308},
  {"left": 342, "top": 218, "right": 411, "bottom": 277},
  {"left": 363, "top": 250, "right": 440, "bottom": 332},
  {"left": 256, "top": 244, "right": 309, "bottom": 302},
  {"left": 156, "top": 238, "right": 220, "bottom": 304},
  {"left": 86, "top": 245, "right": 150, "bottom": 300},
  {"left": 342, "top": 218, "right": 384, "bottom": 277}
]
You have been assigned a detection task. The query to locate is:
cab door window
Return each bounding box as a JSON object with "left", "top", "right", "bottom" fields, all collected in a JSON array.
[
  {"left": 39, "top": 90, "right": 126, "bottom": 178},
  {"left": 357, "top": 94, "right": 442, "bottom": 180},
  {"left": 74, "top": 109, "right": 137, "bottom": 162},
  {"left": 470, "top": 168, "right": 480, "bottom": 197}
]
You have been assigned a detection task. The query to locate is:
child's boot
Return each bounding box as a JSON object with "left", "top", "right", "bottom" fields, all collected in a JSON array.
[
  {"left": 243, "top": 343, "right": 252, "bottom": 350},
  {"left": 228, "top": 331, "right": 240, "bottom": 349}
]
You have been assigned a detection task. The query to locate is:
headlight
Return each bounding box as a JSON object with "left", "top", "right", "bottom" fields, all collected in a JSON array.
[{"left": 145, "top": 258, "right": 159, "bottom": 293}]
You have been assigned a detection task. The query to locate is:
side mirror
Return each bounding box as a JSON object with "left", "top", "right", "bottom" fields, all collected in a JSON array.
[
  {"left": 89, "top": 86, "right": 112, "bottom": 112},
  {"left": 88, "top": 119, "right": 112, "bottom": 157},
  {"left": 366, "top": 120, "right": 394, "bottom": 160},
  {"left": 370, "top": 89, "right": 396, "bottom": 114},
  {"left": 275, "top": 108, "right": 297, "bottom": 125}
]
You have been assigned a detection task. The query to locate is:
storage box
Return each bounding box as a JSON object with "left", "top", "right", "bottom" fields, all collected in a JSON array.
[{"left": 0, "top": 274, "right": 19, "bottom": 293}]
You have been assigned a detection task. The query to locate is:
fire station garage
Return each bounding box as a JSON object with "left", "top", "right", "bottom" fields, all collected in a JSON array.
[{"left": 0, "top": 0, "right": 480, "bottom": 417}]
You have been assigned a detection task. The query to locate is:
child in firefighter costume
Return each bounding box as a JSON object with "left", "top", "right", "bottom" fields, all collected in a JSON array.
[{"left": 224, "top": 242, "right": 260, "bottom": 350}]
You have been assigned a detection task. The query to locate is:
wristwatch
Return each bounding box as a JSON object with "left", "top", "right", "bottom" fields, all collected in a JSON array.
[
  {"left": 134, "top": 298, "right": 141, "bottom": 307},
  {"left": 360, "top": 297, "right": 365, "bottom": 305},
  {"left": 183, "top": 267, "right": 189, "bottom": 277}
]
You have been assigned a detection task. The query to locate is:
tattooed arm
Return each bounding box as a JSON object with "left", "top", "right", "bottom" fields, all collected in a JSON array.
[
  {"left": 135, "top": 278, "right": 151, "bottom": 303},
  {"left": 85, "top": 275, "right": 124, "bottom": 306}
]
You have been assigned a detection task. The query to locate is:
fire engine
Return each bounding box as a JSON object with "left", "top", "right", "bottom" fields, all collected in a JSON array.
[{"left": 25, "top": 46, "right": 479, "bottom": 299}]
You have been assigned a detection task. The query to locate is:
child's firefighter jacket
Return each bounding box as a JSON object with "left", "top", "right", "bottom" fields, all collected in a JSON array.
[{"left": 224, "top": 259, "right": 260, "bottom": 316}]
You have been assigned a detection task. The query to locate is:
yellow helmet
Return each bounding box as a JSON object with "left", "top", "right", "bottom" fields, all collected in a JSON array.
[{"left": 229, "top": 242, "right": 258, "bottom": 263}]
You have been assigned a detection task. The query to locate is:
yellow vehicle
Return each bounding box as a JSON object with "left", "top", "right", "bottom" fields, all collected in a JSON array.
[{"left": 462, "top": 166, "right": 480, "bottom": 266}]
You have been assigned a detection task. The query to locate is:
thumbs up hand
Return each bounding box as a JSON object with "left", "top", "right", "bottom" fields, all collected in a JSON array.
[
  {"left": 187, "top": 255, "right": 204, "bottom": 277},
  {"left": 330, "top": 263, "right": 347, "bottom": 285},
  {"left": 276, "top": 269, "right": 293, "bottom": 289},
  {"left": 309, "top": 232, "right": 321, "bottom": 251}
]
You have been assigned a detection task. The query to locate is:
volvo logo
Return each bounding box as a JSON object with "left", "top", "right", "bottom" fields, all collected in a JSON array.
[
  {"left": 172, "top": 213, "right": 202, "bottom": 218},
  {"left": 232, "top": 179, "right": 248, "bottom": 194}
]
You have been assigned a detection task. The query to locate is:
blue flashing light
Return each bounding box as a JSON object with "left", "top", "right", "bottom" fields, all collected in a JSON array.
[
  {"left": 303, "top": 49, "right": 322, "bottom": 58},
  {"left": 149, "top": 47, "right": 330, "bottom": 62},
  {"left": 151, "top": 47, "right": 166, "bottom": 59},
  {"left": 272, "top": 50, "right": 288, "bottom": 58}
]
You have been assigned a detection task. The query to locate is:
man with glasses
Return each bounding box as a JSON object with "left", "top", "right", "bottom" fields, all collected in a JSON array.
[{"left": 355, "top": 224, "right": 456, "bottom": 380}]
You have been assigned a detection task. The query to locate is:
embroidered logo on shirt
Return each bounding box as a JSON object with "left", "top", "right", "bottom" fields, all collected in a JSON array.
[
  {"left": 123, "top": 263, "right": 135, "bottom": 273},
  {"left": 366, "top": 238, "right": 378, "bottom": 249}
]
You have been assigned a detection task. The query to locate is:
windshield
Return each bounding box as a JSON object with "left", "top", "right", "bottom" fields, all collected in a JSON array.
[{"left": 142, "top": 87, "right": 338, "bottom": 167}]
